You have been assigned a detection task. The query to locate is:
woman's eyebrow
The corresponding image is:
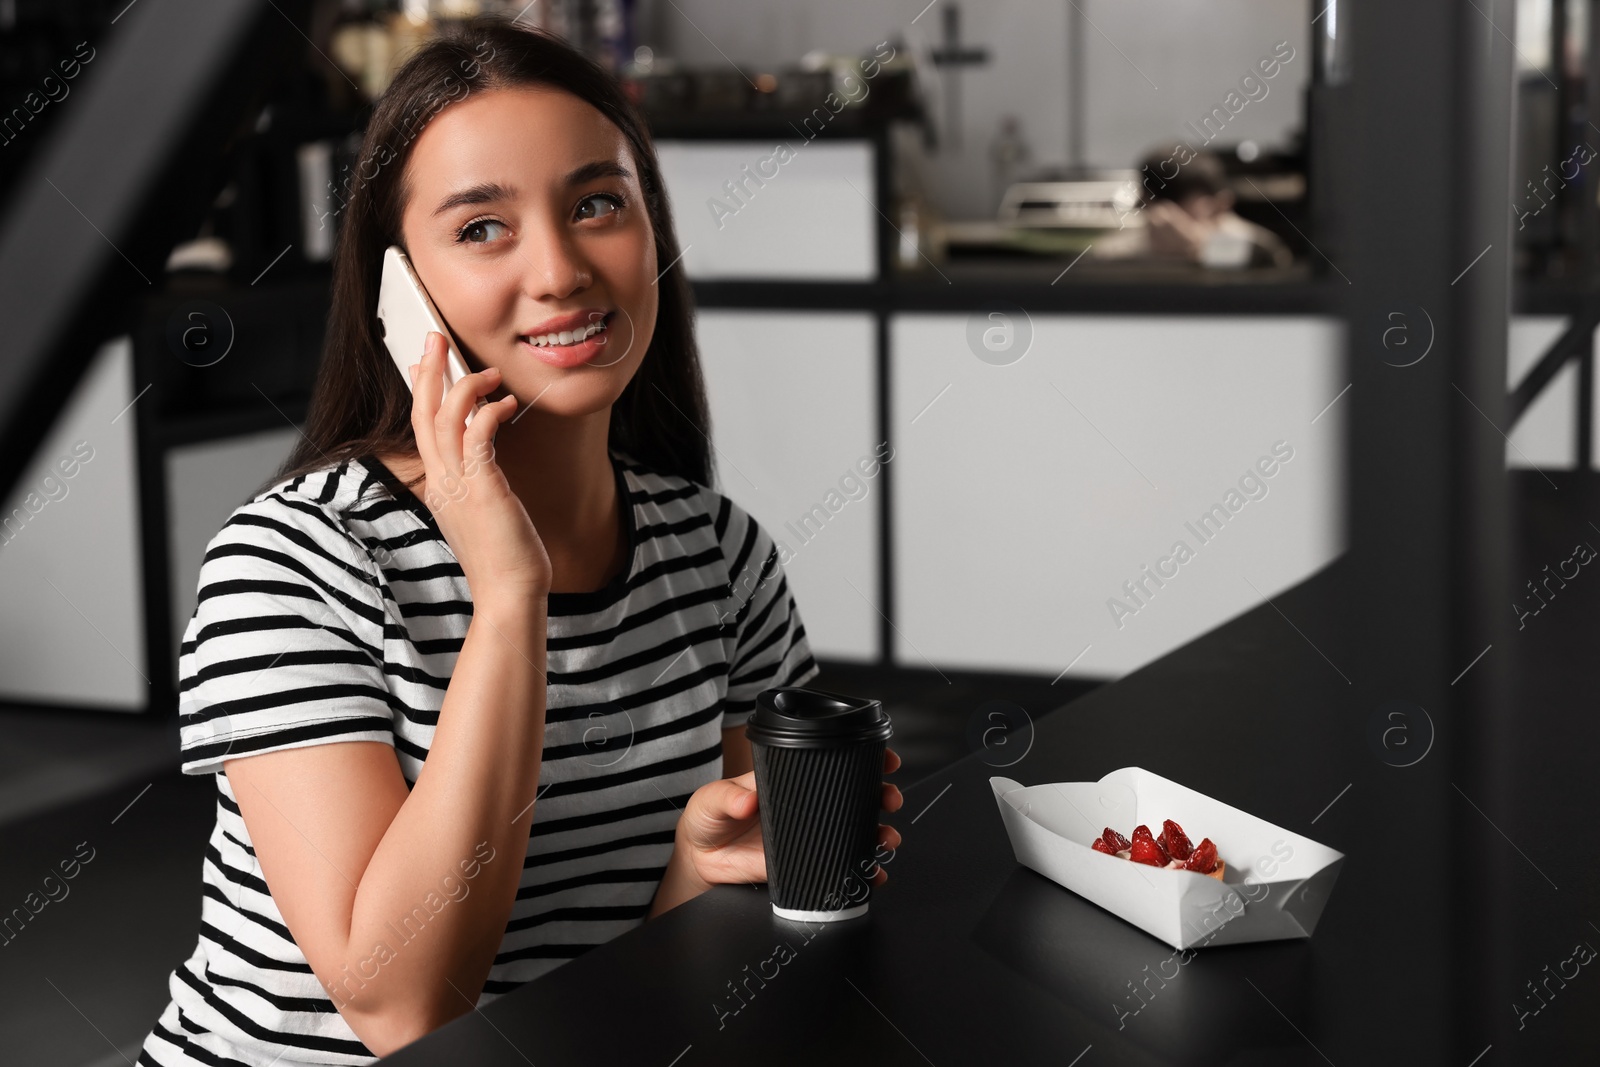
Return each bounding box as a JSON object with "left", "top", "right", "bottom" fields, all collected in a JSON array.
[
  {"left": 431, "top": 163, "right": 629, "bottom": 217},
  {"left": 564, "top": 160, "right": 632, "bottom": 185},
  {"left": 432, "top": 181, "right": 516, "bottom": 217}
]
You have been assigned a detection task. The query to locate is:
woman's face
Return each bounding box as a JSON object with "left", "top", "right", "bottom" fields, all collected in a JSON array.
[{"left": 397, "top": 85, "right": 656, "bottom": 418}]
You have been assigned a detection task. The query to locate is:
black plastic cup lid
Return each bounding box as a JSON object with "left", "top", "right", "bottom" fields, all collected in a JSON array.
[{"left": 746, "top": 686, "right": 893, "bottom": 748}]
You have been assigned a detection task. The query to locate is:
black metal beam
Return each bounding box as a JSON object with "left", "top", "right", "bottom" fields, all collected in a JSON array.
[
  {"left": 0, "top": 0, "right": 313, "bottom": 508},
  {"left": 1339, "top": 0, "right": 1514, "bottom": 1060},
  {"left": 1554, "top": 0, "right": 1572, "bottom": 253}
]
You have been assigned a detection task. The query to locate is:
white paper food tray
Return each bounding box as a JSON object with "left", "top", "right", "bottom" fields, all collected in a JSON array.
[{"left": 990, "top": 767, "right": 1344, "bottom": 950}]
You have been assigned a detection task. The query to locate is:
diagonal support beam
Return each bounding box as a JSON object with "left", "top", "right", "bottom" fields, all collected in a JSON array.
[{"left": 0, "top": 0, "right": 313, "bottom": 507}]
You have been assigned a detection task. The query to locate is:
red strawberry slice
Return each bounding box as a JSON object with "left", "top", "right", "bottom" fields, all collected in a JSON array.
[
  {"left": 1091, "top": 836, "right": 1116, "bottom": 855},
  {"left": 1129, "top": 824, "right": 1166, "bottom": 866},
  {"left": 1183, "top": 837, "right": 1218, "bottom": 874},
  {"left": 1101, "top": 827, "right": 1131, "bottom": 852},
  {"left": 1159, "top": 819, "right": 1194, "bottom": 861}
]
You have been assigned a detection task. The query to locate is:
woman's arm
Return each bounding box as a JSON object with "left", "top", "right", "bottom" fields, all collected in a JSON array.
[
  {"left": 225, "top": 594, "right": 549, "bottom": 1057},
  {"left": 647, "top": 831, "right": 715, "bottom": 919}
]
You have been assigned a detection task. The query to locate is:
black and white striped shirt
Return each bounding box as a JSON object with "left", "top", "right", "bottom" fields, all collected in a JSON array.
[{"left": 139, "top": 450, "right": 818, "bottom": 1066}]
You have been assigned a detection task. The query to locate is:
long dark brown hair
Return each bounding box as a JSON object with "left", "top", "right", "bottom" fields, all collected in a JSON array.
[{"left": 263, "top": 16, "right": 712, "bottom": 497}]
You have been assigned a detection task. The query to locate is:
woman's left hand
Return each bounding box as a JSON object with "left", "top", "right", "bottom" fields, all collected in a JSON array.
[{"left": 675, "top": 747, "right": 905, "bottom": 893}]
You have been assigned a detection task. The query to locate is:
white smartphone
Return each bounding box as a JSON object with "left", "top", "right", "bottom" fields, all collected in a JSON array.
[{"left": 376, "top": 245, "right": 485, "bottom": 426}]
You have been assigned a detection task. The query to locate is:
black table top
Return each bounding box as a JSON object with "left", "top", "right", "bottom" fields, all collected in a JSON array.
[{"left": 384, "top": 552, "right": 1598, "bottom": 1066}]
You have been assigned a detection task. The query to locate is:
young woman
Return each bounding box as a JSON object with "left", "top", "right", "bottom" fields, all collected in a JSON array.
[{"left": 139, "top": 18, "right": 901, "bottom": 1065}]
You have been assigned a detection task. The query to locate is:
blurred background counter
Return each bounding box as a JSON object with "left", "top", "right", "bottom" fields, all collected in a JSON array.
[{"left": 0, "top": 0, "right": 1582, "bottom": 741}]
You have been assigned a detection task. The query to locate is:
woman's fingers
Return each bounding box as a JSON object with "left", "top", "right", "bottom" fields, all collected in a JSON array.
[
  {"left": 435, "top": 359, "right": 499, "bottom": 474},
  {"left": 398, "top": 331, "right": 555, "bottom": 600},
  {"left": 461, "top": 392, "right": 516, "bottom": 477},
  {"left": 411, "top": 330, "right": 508, "bottom": 504},
  {"left": 688, "top": 774, "right": 758, "bottom": 836},
  {"left": 878, "top": 749, "right": 902, "bottom": 814},
  {"left": 711, "top": 775, "right": 757, "bottom": 820},
  {"left": 868, "top": 824, "right": 902, "bottom": 887},
  {"left": 408, "top": 332, "right": 446, "bottom": 475}
]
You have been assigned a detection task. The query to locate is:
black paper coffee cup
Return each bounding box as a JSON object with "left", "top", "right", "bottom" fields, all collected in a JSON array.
[{"left": 746, "top": 685, "right": 893, "bottom": 921}]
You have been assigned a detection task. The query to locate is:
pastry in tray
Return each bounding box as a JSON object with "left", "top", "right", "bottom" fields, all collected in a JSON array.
[{"left": 1090, "top": 818, "right": 1226, "bottom": 881}]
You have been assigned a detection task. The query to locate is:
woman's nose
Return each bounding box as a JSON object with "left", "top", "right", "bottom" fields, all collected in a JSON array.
[{"left": 520, "top": 225, "right": 591, "bottom": 301}]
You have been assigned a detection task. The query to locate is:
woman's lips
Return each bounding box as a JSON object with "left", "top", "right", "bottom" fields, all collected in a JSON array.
[{"left": 517, "top": 312, "right": 613, "bottom": 369}]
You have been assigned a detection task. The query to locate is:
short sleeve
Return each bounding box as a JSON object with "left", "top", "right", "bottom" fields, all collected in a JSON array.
[
  {"left": 178, "top": 493, "right": 396, "bottom": 776},
  {"left": 709, "top": 493, "right": 821, "bottom": 728}
]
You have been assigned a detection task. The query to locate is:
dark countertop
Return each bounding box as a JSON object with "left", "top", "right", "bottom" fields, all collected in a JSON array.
[
  {"left": 688, "top": 255, "right": 1597, "bottom": 317},
  {"left": 690, "top": 262, "right": 1339, "bottom": 315},
  {"left": 0, "top": 703, "right": 178, "bottom": 828},
  {"left": 379, "top": 552, "right": 1357, "bottom": 1067},
  {"left": 380, "top": 528, "right": 1600, "bottom": 1066}
]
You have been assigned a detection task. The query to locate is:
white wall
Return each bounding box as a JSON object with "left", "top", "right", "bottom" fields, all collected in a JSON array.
[
  {"left": 656, "top": 140, "right": 877, "bottom": 280},
  {"left": 0, "top": 337, "right": 146, "bottom": 710},
  {"left": 1078, "top": 2, "right": 1308, "bottom": 170},
  {"left": 890, "top": 313, "right": 1347, "bottom": 679},
  {"left": 697, "top": 309, "right": 881, "bottom": 660},
  {"left": 0, "top": 338, "right": 303, "bottom": 710}
]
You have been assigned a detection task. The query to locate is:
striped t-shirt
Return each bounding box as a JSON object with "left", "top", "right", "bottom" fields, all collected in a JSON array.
[{"left": 139, "top": 449, "right": 819, "bottom": 1067}]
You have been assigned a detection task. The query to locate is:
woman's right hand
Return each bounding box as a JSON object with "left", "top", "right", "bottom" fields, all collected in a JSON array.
[{"left": 408, "top": 331, "right": 552, "bottom": 603}]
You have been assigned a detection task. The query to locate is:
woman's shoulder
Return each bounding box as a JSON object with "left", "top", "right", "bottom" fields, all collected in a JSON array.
[{"left": 204, "top": 456, "right": 384, "bottom": 583}]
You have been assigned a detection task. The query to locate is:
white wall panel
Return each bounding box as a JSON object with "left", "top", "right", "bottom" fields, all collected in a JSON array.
[
  {"left": 657, "top": 140, "right": 876, "bottom": 281},
  {"left": 1507, "top": 315, "right": 1574, "bottom": 469},
  {"left": 891, "top": 313, "right": 1345, "bottom": 679},
  {"left": 697, "top": 310, "right": 879, "bottom": 660},
  {"left": 0, "top": 337, "right": 145, "bottom": 709}
]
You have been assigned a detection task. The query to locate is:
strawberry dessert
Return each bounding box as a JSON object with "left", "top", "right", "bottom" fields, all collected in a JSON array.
[{"left": 1090, "top": 818, "right": 1225, "bottom": 880}]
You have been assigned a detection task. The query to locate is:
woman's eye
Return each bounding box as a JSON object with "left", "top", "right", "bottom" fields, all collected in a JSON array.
[
  {"left": 575, "top": 193, "right": 623, "bottom": 221},
  {"left": 455, "top": 218, "right": 508, "bottom": 244}
]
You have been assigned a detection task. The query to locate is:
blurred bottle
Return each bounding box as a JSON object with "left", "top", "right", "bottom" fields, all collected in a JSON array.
[
  {"left": 897, "top": 195, "right": 922, "bottom": 271},
  {"left": 989, "top": 114, "right": 1030, "bottom": 215}
]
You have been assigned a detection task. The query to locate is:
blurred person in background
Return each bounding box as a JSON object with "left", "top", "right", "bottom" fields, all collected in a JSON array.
[{"left": 1092, "top": 147, "right": 1293, "bottom": 269}]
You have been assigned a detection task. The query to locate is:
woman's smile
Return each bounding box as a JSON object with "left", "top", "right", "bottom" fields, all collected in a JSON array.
[{"left": 517, "top": 307, "right": 614, "bottom": 367}]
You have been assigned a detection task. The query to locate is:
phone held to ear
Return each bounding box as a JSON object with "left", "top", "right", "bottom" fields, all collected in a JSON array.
[{"left": 376, "top": 245, "right": 486, "bottom": 427}]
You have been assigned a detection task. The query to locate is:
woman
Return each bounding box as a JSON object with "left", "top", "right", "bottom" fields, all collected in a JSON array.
[{"left": 140, "top": 17, "right": 902, "bottom": 1065}]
